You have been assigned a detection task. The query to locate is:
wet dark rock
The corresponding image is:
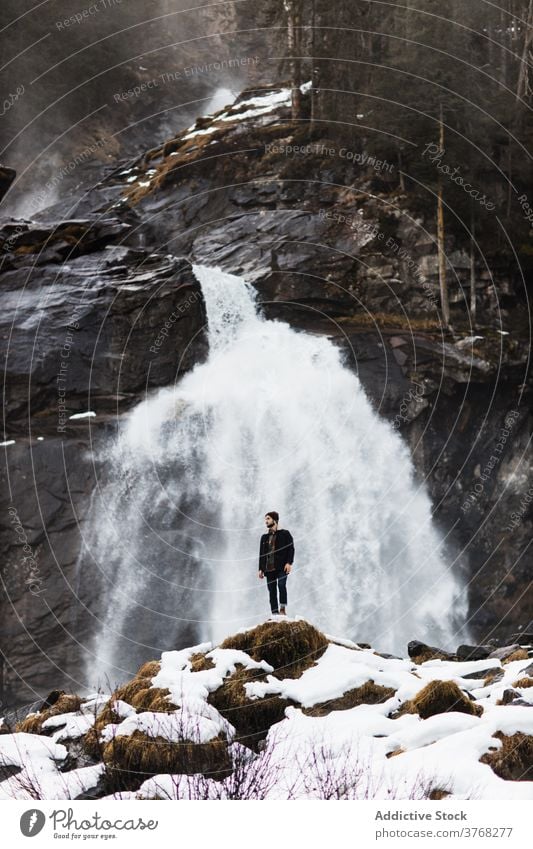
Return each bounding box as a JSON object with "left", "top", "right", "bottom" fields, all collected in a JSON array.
[
  {"left": 60, "top": 739, "right": 101, "bottom": 774},
  {"left": 74, "top": 776, "right": 107, "bottom": 801},
  {"left": 0, "top": 217, "right": 132, "bottom": 272},
  {"left": 484, "top": 668, "right": 505, "bottom": 684},
  {"left": 407, "top": 641, "right": 456, "bottom": 663},
  {"left": 1, "top": 232, "right": 206, "bottom": 708},
  {"left": 39, "top": 690, "right": 66, "bottom": 711},
  {"left": 456, "top": 644, "right": 493, "bottom": 662},
  {"left": 2, "top": 245, "right": 206, "bottom": 426},
  {"left": 489, "top": 645, "right": 522, "bottom": 662},
  {"left": 0, "top": 763, "right": 22, "bottom": 782},
  {"left": 0, "top": 164, "right": 16, "bottom": 202},
  {"left": 462, "top": 667, "right": 502, "bottom": 681},
  {"left": 500, "top": 688, "right": 521, "bottom": 705}
]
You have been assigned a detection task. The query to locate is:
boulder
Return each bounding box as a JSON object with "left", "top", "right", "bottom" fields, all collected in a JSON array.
[
  {"left": 219, "top": 619, "right": 328, "bottom": 680},
  {"left": 398, "top": 680, "right": 483, "bottom": 719},
  {"left": 0, "top": 241, "right": 207, "bottom": 711},
  {"left": 489, "top": 645, "right": 529, "bottom": 664},
  {"left": 456, "top": 644, "right": 493, "bottom": 661},
  {"left": 480, "top": 732, "right": 533, "bottom": 780},
  {"left": 407, "top": 640, "right": 455, "bottom": 664},
  {"left": 517, "top": 662, "right": 533, "bottom": 678},
  {"left": 462, "top": 667, "right": 499, "bottom": 681},
  {"left": 498, "top": 688, "right": 521, "bottom": 706}
]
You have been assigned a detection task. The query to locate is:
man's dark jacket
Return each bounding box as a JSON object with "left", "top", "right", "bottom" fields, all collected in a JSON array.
[{"left": 258, "top": 529, "right": 295, "bottom": 573}]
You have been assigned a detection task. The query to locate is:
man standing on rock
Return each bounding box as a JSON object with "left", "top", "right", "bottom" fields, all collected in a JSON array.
[{"left": 258, "top": 511, "right": 294, "bottom": 616}]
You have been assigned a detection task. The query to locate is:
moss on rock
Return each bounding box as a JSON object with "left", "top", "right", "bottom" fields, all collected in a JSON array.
[
  {"left": 81, "top": 666, "right": 178, "bottom": 760},
  {"left": 102, "top": 731, "right": 232, "bottom": 793},
  {"left": 15, "top": 694, "right": 83, "bottom": 735},
  {"left": 396, "top": 680, "right": 483, "bottom": 720},
  {"left": 303, "top": 680, "right": 396, "bottom": 717},
  {"left": 209, "top": 664, "right": 293, "bottom": 748},
  {"left": 480, "top": 732, "right": 533, "bottom": 780},
  {"left": 219, "top": 619, "right": 328, "bottom": 679},
  {"left": 512, "top": 677, "right": 533, "bottom": 689}
]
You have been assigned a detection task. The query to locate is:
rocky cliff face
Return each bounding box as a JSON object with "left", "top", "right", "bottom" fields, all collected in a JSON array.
[
  {"left": 1, "top": 218, "right": 206, "bottom": 710},
  {"left": 116, "top": 84, "right": 532, "bottom": 641},
  {"left": 1, "top": 84, "right": 531, "bottom": 711}
]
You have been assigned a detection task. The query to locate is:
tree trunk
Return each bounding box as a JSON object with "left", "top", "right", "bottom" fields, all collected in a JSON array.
[
  {"left": 398, "top": 150, "right": 405, "bottom": 192},
  {"left": 310, "top": 0, "right": 318, "bottom": 128},
  {"left": 470, "top": 204, "right": 476, "bottom": 326},
  {"left": 437, "top": 106, "right": 450, "bottom": 327},
  {"left": 516, "top": 0, "right": 533, "bottom": 100},
  {"left": 285, "top": 0, "right": 303, "bottom": 119}
]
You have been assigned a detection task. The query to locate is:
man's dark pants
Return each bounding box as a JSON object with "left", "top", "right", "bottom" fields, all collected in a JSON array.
[{"left": 266, "top": 567, "right": 287, "bottom": 613}]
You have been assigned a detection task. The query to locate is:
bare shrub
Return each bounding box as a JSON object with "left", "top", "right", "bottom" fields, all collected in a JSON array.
[{"left": 294, "top": 734, "right": 454, "bottom": 800}]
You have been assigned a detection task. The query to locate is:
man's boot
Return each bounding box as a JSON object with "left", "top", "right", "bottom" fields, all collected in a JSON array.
[{"left": 279, "top": 606, "right": 287, "bottom": 615}]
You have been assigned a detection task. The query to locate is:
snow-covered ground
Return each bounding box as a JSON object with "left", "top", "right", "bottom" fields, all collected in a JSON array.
[{"left": 1, "top": 618, "right": 533, "bottom": 800}]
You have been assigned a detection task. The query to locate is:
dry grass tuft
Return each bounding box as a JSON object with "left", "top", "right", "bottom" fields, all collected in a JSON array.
[
  {"left": 220, "top": 619, "right": 328, "bottom": 679},
  {"left": 512, "top": 677, "right": 533, "bottom": 689},
  {"left": 15, "top": 694, "right": 83, "bottom": 734},
  {"left": 129, "top": 686, "right": 177, "bottom": 712},
  {"left": 209, "top": 664, "right": 292, "bottom": 748},
  {"left": 303, "top": 680, "right": 396, "bottom": 717},
  {"left": 483, "top": 669, "right": 504, "bottom": 686},
  {"left": 145, "top": 691, "right": 179, "bottom": 712},
  {"left": 428, "top": 788, "right": 452, "bottom": 800},
  {"left": 102, "top": 730, "right": 232, "bottom": 793},
  {"left": 502, "top": 649, "right": 529, "bottom": 664},
  {"left": 396, "top": 680, "right": 483, "bottom": 720},
  {"left": 82, "top": 701, "right": 125, "bottom": 761},
  {"left": 190, "top": 652, "right": 215, "bottom": 672},
  {"left": 82, "top": 668, "right": 178, "bottom": 759},
  {"left": 386, "top": 748, "right": 405, "bottom": 758},
  {"left": 411, "top": 648, "right": 454, "bottom": 664},
  {"left": 480, "top": 732, "right": 533, "bottom": 780},
  {"left": 136, "top": 660, "right": 161, "bottom": 678},
  {"left": 110, "top": 678, "right": 149, "bottom": 706}
]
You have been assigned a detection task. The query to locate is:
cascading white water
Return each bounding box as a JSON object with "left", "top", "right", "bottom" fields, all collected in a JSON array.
[{"left": 85, "top": 264, "right": 468, "bottom": 687}]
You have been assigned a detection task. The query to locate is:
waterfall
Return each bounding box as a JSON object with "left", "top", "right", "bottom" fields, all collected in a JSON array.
[{"left": 84, "top": 264, "right": 468, "bottom": 688}]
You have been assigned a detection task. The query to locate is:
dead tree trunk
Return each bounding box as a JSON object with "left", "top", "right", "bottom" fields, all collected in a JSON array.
[
  {"left": 470, "top": 204, "right": 477, "bottom": 326},
  {"left": 285, "top": 0, "right": 303, "bottom": 119},
  {"left": 516, "top": 0, "right": 533, "bottom": 100},
  {"left": 437, "top": 105, "right": 450, "bottom": 327}
]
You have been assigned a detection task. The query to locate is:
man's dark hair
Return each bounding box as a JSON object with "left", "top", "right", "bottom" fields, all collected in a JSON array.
[{"left": 265, "top": 511, "right": 279, "bottom": 523}]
